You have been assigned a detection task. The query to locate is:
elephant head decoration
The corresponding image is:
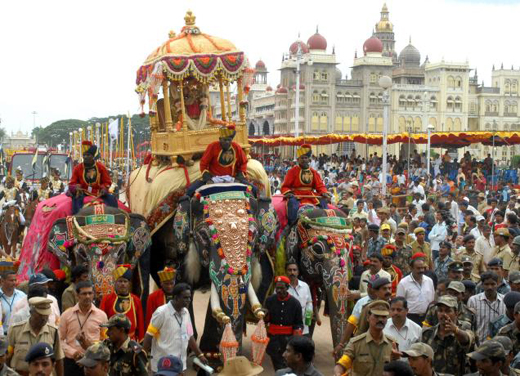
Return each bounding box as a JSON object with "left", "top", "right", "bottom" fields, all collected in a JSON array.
[
  {"left": 286, "top": 207, "right": 352, "bottom": 347},
  {"left": 48, "top": 203, "right": 152, "bottom": 300},
  {"left": 175, "top": 183, "right": 278, "bottom": 358}
]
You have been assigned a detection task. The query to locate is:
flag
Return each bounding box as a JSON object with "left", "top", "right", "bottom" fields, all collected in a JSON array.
[
  {"left": 31, "top": 148, "right": 39, "bottom": 170},
  {"left": 109, "top": 118, "right": 119, "bottom": 141}
]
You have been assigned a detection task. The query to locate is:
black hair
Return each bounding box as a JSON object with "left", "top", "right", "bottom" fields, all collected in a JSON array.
[
  {"left": 481, "top": 271, "right": 499, "bottom": 284},
  {"left": 71, "top": 265, "right": 89, "bottom": 282},
  {"left": 383, "top": 361, "right": 414, "bottom": 376},
  {"left": 463, "top": 235, "right": 475, "bottom": 244},
  {"left": 172, "top": 282, "right": 192, "bottom": 298},
  {"left": 285, "top": 262, "right": 298, "bottom": 270},
  {"left": 389, "top": 296, "right": 408, "bottom": 309},
  {"left": 421, "top": 203, "right": 430, "bottom": 212},
  {"left": 507, "top": 213, "right": 518, "bottom": 225},
  {"left": 75, "top": 281, "right": 94, "bottom": 293},
  {"left": 1, "top": 271, "right": 16, "bottom": 279},
  {"left": 370, "top": 254, "right": 384, "bottom": 262},
  {"left": 287, "top": 336, "right": 315, "bottom": 363},
  {"left": 27, "top": 285, "right": 47, "bottom": 299}
]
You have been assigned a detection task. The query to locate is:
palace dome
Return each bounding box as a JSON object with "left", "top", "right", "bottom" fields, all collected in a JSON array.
[
  {"left": 363, "top": 36, "right": 383, "bottom": 55},
  {"left": 307, "top": 31, "right": 327, "bottom": 51},
  {"left": 289, "top": 40, "right": 309, "bottom": 55},
  {"left": 399, "top": 41, "right": 421, "bottom": 66}
]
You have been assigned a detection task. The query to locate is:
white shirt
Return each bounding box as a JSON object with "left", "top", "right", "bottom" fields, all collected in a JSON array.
[
  {"left": 288, "top": 280, "right": 313, "bottom": 335},
  {"left": 468, "top": 292, "right": 506, "bottom": 343},
  {"left": 412, "top": 184, "right": 425, "bottom": 197},
  {"left": 148, "top": 304, "right": 193, "bottom": 372},
  {"left": 429, "top": 222, "right": 448, "bottom": 251},
  {"left": 359, "top": 269, "right": 392, "bottom": 298},
  {"left": 449, "top": 201, "right": 460, "bottom": 232},
  {"left": 396, "top": 274, "right": 435, "bottom": 315},
  {"left": 475, "top": 235, "right": 496, "bottom": 264},
  {"left": 384, "top": 318, "right": 422, "bottom": 351},
  {"left": 9, "top": 294, "right": 61, "bottom": 327}
]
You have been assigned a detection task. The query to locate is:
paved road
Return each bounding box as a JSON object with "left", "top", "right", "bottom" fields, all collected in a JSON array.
[{"left": 186, "top": 289, "right": 335, "bottom": 375}]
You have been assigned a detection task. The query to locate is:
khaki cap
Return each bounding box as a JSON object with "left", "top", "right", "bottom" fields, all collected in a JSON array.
[
  {"left": 402, "top": 342, "right": 434, "bottom": 359},
  {"left": 436, "top": 295, "right": 458, "bottom": 309},
  {"left": 29, "top": 297, "right": 52, "bottom": 316},
  {"left": 448, "top": 280, "right": 465, "bottom": 293},
  {"left": 414, "top": 227, "right": 425, "bottom": 234},
  {"left": 495, "top": 227, "right": 510, "bottom": 237},
  {"left": 366, "top": 300, "right": 390, "bottom": 316}
]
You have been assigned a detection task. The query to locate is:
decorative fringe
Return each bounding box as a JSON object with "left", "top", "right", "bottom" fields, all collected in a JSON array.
[{"left": 275, "top": 235, "right": 287, "bottom": 277}]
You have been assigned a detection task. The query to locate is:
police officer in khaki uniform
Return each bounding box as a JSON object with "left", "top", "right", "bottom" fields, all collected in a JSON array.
[
  {"left": 334, "top": 300, "right": 398, "bottom": 376},
  {"left": 7, "top": 297, "right": 64, "bottom": 376}
]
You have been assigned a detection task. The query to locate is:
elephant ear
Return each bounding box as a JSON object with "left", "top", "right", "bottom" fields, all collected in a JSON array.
[
  {"left": 255, "top": 198, "right": 278, "bottom": 254},
  {"left": 47, "top": 218, "right": 72, "bottom": 267},
  {"left": 173, "top": 198, "right": 191, "bottom": 255}
]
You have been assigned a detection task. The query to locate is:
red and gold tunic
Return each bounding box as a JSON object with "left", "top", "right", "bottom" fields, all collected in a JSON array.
[
  {"left": 384, "top": 265, "right": 403, "bottom": 296},
  {"left": 145, "top": 289, "right": 173, "bottom": 331},
  {"left": 199, "top": 141, "right": 247, "bottom": 178},
  {"left": 100, "top": 292, "right": 144, "bottom": 341},
  {"left": 281, "top": 165, "right": 328, "bottom": 205},
  {"left": 69, "top": 161, "right": 112, "bottom": 196}
]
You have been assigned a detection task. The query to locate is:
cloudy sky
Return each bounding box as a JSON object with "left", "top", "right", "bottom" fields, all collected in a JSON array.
[{"left": 1, "top": 0, "right": 519, "bottom": 134}]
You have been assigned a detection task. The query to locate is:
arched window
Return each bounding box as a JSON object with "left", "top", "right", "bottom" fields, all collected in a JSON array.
[
  {"left": 249, "top": 122, "right": 256, "bottom": 136},
  {"left": 370, "top": 72, "right": 377, "bottom": 83},
  {"left": 512, "top": 80, "right": 518, "bottom": 94},
  {"left": 263, "top": 121, "right": 270, "bottom": 135},
  {"left": 485, "top": 100, "right": 491, "bottom": 113},
  {"left": 321, "top": 90, "right": 328, "bottom": 104},
  {"left": 311, "top": 112, "right": 319, "bottom": 131},
  {"left": 447, "top": 96, "right": 454, "bottom": 110},
  {"left": 335, "top": 114, "right": 343, "bottom": 131},
  {"left": 319, "top": 112, "right": 328, "bottom": 131},
  {"left": 454, "top": 118, "right": 462, "bottom": 131},
  {"left": 454, "top": 96, "right": 462, "bottom": 111},
  {"left": 429, "top": 117, "right": 437, "bottom": 128},
  {"left": 446, "top": 118, "right": 454, "bottom": 131},
  {"left": 407, "top": 95, "right": 414, "bottom": 108},
  {"left": 399, "top": 116, "right": 406, "bottom": 133},
  {"left": 415, "top": 95, "right": 422, "bottom": 108},
  {"left": 505, "top": 100, "right": 511, "bottom": 114},
  {"left": 505, "top": 80, "right": 511, "bottom": 95},
  {"left": 369, "top": 114, "right": 376, "bottom": 132},
  {"left": 312, "top": 90, "right": 320, "bottom": 103},
  {"left": 376, "top": 115, "right": 383, "bottom": 132},
  {"left": 493, "top": 100, "right": 499, "bottom": 113},
  {"left": 447, "top": 76, "right": 455, "bottom": 88},
  {"left": 414, "top": 117, "right": 422, "bottom": 132},
  {"left": 512, "top": 101, "right": 518, "bottom": 114},
  {"left": 345, "top": 92, "right": 352, "bottom": 103},
  {"left": 313, "top": 70, "right": 320, "bottom": 81},
  {"left": 430, "top": 95, "right": 438, "bottom": 110},
  {"left": 321, "top": 71, "right": 328, "bottom": 81},
  {"left": 378, "top": 93, "right": 383, "bottom": 103},
  {"left": 399, "top": 95, "right": 406, "bottom": 108},
  {"left": 336, "top": 92, "right": 343, "bottom": 103},
  {"left": 455, "top": 76, "right": 462, "bottom": 88},
  {"left": 352, "top": 92, "right": 360, "bottom": 104},
  {"left": 351, "top": 114, "right": 359, "bottom": 131},
  {"left": 369, "top": 92, "right": 377, "bottom": 104}
]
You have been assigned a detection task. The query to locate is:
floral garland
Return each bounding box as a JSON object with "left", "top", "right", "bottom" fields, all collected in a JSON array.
[
  {"left": 304, "top": 234, "right": 351, "bottom": 270},
  {"left": 196, "top": 186, "right": 254, "bottom": 276}
]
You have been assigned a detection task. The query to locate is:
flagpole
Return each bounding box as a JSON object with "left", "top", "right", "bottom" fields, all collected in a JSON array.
[{"left": 126, "top": 113, "right": 131, "bottom": 182}]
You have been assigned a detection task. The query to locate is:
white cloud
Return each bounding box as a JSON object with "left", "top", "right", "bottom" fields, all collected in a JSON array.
[{"left": 1, "top": 0, "right": 519, "bottom": 133}]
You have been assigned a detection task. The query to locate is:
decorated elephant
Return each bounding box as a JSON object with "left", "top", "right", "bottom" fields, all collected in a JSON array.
[
  {"left": 285, "top": 207, "right": 352, "bottom": 348},
  {"left": 174, "top": 182, "right": 278, "bottom": 364},
  {"left": 47, "top": 202, "right": 152, "bottom": 302}
]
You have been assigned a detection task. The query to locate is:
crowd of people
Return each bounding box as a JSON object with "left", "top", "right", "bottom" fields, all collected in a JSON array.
[{"left": 257, "top": 147, "right": 520, "bottom": 376}]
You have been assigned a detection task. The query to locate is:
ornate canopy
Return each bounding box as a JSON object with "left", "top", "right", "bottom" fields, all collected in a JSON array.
[{"left": 136, "top": 11, "right": 248, "bottom": 90}]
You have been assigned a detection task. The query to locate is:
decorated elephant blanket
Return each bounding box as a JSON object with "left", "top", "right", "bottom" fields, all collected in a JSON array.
[
  {"left": 18, "top": 194, "right": 129, "bottom": 281},
  {"left": 128, "top": 159, "right": 270, "bottom": 235}
]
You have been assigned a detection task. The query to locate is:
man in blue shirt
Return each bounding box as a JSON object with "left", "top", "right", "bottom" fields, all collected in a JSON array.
[{"left": 0, "top": 270, "right": 26, "bottom": 333}]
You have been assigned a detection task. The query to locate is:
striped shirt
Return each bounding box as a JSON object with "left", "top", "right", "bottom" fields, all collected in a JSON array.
[{"left": 467, "top": 292, "right": 506, "bottom": 343}]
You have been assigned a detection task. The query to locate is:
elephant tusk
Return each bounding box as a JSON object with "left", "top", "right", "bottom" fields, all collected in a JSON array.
[
  {"left": 211, "top": 282, "right": 230, "bottom": 324},
  {"left": 247, "top": 282, "right": 264, "bottom": 319}
]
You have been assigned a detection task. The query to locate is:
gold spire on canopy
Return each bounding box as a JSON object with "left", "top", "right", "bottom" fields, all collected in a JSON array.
[
  {"left": 184, "top": 10, "right": 196, "bottom": 26},
  {"left": 376, "top": 3, "right": 394, "bottom": 32}
]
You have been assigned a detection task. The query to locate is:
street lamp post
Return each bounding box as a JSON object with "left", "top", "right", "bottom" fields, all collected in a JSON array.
[
  {"left": 379, "top": 76, "right": 392, "bottom": 197},
  {"left": 492, "top": 119, "right": 497, "bottom": 189},
  {"left": 427, "top": 124, "right": 435, "bottom": 188},
  {"left": 78, "top": 128, "right": 83, "bottom": 159}
]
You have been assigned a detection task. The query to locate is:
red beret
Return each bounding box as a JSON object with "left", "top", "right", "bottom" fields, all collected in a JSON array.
[
  {"left": 363, "top": 259, "right": 371, "bottom": 267},
  {"left": 412, "top": 252, "right": 427, "bottom": 260},
  {"left": 275, "top": 276, "right": 290, "bottom": 285},
  {"left": 53, "top": 269, "right": 66, "bottom": 281}
]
